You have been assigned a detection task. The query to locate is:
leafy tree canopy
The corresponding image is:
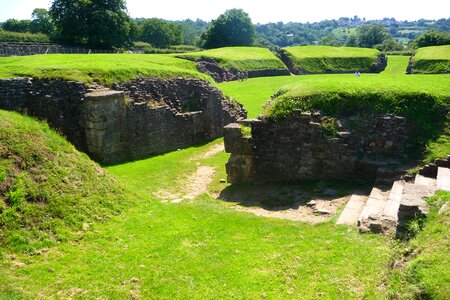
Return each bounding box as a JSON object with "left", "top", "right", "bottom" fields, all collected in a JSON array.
[
  {"left": 138, "top": 18, "right": 182, "bottom": 48},
  {"left": 30, "top": 8, "right": 55, "bottom": 34},
  {"left": 415, "top": 30, "right": 450, "bottom": 47},
  {"left": 200, "top": 9, "right": 255, "bottom": 49},
  {"left": 2, "top": 19, "right": 32, "bottom": 33},
  {"left": 355, "top": 23, "right": 391, "bottom": 48},
  {"left": 49, "top": 0, "right": 135, "bottom": 48}
]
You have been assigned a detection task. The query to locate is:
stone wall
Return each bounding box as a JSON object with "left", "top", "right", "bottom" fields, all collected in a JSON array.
[
  {"left": 0, "top": 77, "right": 246, "bottom": 163},
  {"left": 224, "top": 111, "right": 408, "bottom": 184},
  {"left": 0, "top": 42, "right": 113, "bottom": 56}
]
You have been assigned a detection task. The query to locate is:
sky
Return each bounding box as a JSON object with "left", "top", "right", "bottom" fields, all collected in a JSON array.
[{"left": 0, "top": 0, "right": 449, "bottom": 23}]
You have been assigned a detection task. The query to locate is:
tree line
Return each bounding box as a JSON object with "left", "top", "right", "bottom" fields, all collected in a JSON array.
[{"left": 0, "top": 0, "right": 449, "bottom": 50}]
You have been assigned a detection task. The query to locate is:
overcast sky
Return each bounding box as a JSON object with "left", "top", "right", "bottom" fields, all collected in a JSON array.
[{"left": 0, "top": 0, "right": 449, "bottom": 23}]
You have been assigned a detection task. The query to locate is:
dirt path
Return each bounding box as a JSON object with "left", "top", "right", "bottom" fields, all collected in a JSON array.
[
  {"left": 157, "top": 141, "right": 349, "bottom": 223},
  {"left": 157, "top": 143, "right": 224, "bottom": 203},
  {"left": 190, "top": 143, "right": 224, "bottom": 160}
]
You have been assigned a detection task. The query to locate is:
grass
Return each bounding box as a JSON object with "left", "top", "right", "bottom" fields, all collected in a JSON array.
[
  {"left": 0, "top": 54, "right": 210, "bottom": 85},
  {"left": 0, "top": 110, "right": 129, "bottom": 253},
  {"left": 412, "top": 45, "right": 450, "bottom": 74},
  {"left": 0, "top": 31, "right": 51, "bottom": 43},
  {"left": 218, "top": 72, "right": 450, "bottom": 119},
  {"left": 382, "top": 56, "right": 410, "bottom": 75},
  {"left": 388, "top": 191, "right": 450, "bottom": 299},
  {"left": 282, "top": 46, "right": 380, "bottom": 73},
  {"left": 176, "top": 46, "right": 288, "bottom": 71},
  {"left": 0, "top": 123, "right": 392, "bottom": 298},
  {"left": 218, "top": 59, "right": 450, "bottom": 162}
]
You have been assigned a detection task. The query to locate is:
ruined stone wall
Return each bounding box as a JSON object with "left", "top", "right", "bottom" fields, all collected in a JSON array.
[
  {"left": 0, "top": 42, "right": 111, "bottom": 56},
  {"left": 224, "top": 111, "right": 407, "bottom": 184},
  {"left": 0, "top": 77, "right": 245, "bottom": 163},
  {"left": 0, "top": 78, "right": 89, "bottom": 150}
]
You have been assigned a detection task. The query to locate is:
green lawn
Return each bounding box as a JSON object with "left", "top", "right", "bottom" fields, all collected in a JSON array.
[
  {"left": 0, "top": 54, "right": 209, "bottom": 85},
  {"left": 218, "top": 71, "right": 450, "bottom": 119},
  {"left": 284, "top": 46, "right": 379, "bottom": 58},
  {"left": 415, "top": 45, "right": 450, "bottom": 60},
  {"left": 381, "top": 55, "right": 410, "bottom": 75},
  {"left": 388, "top": 191, "right": 450, "bottom": 299},
  {"left": 0, "top": 136, "right": 392, "bottom": 299},
  {"left": 412, "top": 45, "right": 450, "bottom": 74},
  {"left": 176, "top": 46, "right": 288, "bottom": 71},
  {"left": 282, "top": 46, "right": 380, "bottom": 73},
  {"left": 0, "top": 52, "right": 449, "bottom": 298}
]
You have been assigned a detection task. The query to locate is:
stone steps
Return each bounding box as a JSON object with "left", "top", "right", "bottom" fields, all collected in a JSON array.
[
  {"left": 382, "top": 180, "right": 405, "bottom": 222},
  {"left": 336, "top": 161, "right": 450, "bottom": 235},
  {"left": 437, "top": 167, "right": 450, "bottom": 191},
  {"left": 358, "top": 186, "right": 391, "bottom": 233},
  {"left": 336, "top": 194, "right": 368, "bottom": 225}
]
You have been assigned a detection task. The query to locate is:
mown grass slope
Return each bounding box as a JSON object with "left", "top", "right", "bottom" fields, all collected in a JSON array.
[
  {"left": 177, "top": 46, "right": 288, "bottom": 71},
  {"left": 282, "top": 45, "right": 380, "bottom": 73},
  {"left": 1, "top": 138, "right": 392, "bottom": 299},
  {"left": 388, "top": 191, "right": 450, "bottom": 299},
  {"left": 218, "top": 68, "right": 450, "bottom": 162},
  {"left": 0, "top": 110, "right": 129, "bottom": 253},
  {"left": 0, "top": 54, "right": 209, "bottom": 85},
  {"left": 411, "top": 45, "right": 450, "bottom": 74}
]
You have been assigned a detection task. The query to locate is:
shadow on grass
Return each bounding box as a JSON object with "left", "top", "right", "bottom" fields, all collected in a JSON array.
[
  {"left": 99, "top": 137, "right": 221, "bottom": 167},
  {"left": 217, "top": 179, "right": 372, "bottom": 211}
]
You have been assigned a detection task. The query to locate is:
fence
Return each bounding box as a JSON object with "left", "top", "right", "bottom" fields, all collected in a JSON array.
[{"left": 0, "top": 42, "right": 118, "bottom": 56}]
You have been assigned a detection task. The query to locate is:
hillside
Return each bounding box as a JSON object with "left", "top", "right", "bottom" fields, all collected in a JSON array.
[
  {"left": 410, "top": 45, "right": 450, "bottom": 74},
  {"left": 0, "top": 110, "right": 130, "bottom": 252},
  {"left": 280, "top": 45, "right": 383, "bottom": 73},
  {"left": 0, "top": 54, "right": 209, "bottom": 85},
  {"left": 176, "top": 46, "right": 288, "bottom": 72}
]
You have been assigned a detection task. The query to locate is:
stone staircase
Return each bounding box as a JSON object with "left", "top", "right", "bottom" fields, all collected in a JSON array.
[{"left": 337, "top": 155, "right": 450, "bottom": 235}]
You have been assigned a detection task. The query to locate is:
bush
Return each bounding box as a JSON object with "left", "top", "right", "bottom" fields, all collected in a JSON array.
[
  {"left": 0, "top": 30, "right": 51, "bottom": 43},
  {"left": 415, "top": 30, "right": 450, "bottom": 48}
]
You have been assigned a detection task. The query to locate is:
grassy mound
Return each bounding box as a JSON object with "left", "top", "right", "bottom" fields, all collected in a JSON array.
[
  {"left": 281, "top": 46, "right": 381, "bottom": 73},
  {"left": 0, "top": 31, "right": 51, "bottom": 43},
  {"left": 411, "top": 45, "right": 450, "bottom": 74},
  {"left": 0, "top": 54, "right": 209, "bottom": 85},
  {"left": 0, "top": 110, "right": 129, "bottom": 252},
  {"left": 388, "top": 191, "right": 450, "bottom": 299},
  {"left": 262, "top": 74, "right": 450, "bottom": 159},
  {"left": 176, "top": 46, "right": 288, "bottom": 71}
]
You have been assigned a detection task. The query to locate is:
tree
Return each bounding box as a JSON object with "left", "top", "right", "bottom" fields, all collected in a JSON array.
[
  {"left": 374, "top": 38, "right": 404, "bottom": 51},
  {"left": 138, "top": 19, "right": 182, "bottom": 48},
  {"left": 355, "top": 23, "right": 390, "bottom": 48},
  {"left": 49, "top": 0, "right": 134, "bottom": 48},
  {"left": 2, "top": 19, "right": 32, "bottom": 32},
  {"left": 415, "top": 30, "right": 450, "bottom": 47},
  {"left": 200, "top": 9, "right": 255, "bottom": 49},
  {"left": 30, "top": 8, "right": 55, "bottom": 34}
]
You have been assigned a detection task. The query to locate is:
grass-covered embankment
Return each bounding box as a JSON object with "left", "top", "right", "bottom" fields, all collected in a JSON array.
[
  {"left": 218, "top": 70, "right": 450, "bottom": 162},
  {"left": 0, "top": 53, "right": 210, "bottom": 85},
  {"left": 1, "top": 137, "right": 392, "bottom": 299},
  {"left": 0, "top": 30, "right": 51, "bottom": 43},
  {"left": 263, "top": 75, "right": 450, "bottom": 158},
  {"left": 0, "top": 110, "right": 130, "bottom": 252},
  {"left": 388, "top": 191, "right": 450, "bottom": 299},
  {"left": 410, "top": 45, "right": 450, "bottom": 74},
  {"left": 281, "top": 45, "right": 381, "bottom": 73},
  {"left": 177, "top": 46, "right": 288, "bottom": 72}
]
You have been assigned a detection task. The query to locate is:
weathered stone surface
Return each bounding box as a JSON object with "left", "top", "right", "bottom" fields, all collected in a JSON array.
[
  {"left": 0, "top": 77, "right": 246, "bottom": 163},
  {"left": 336, "top": 194, "right": 368, "bottom": 225},
  {"left": 224, "top": 111, "right": 408, "bottom": 184},
  {"left": 0, "top": 42, "right": 100, "bottom": 56}
]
